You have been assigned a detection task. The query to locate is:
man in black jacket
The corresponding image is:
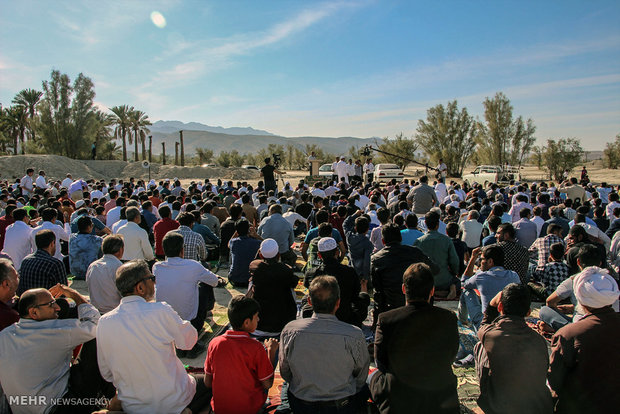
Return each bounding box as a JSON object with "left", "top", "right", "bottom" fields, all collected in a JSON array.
[
  {"left": 371, "top": 224, "right": 437, "bottom": 316},
  {"left": 304, "top": 237, "right": 370, "bottom": 326},
  {"left": 370, "top": 263, "right": 459, "bottom": 413}
]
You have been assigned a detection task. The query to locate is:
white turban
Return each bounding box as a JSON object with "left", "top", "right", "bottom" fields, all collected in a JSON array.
[{"left": 574, "top": 266, "right": 619, "bottom": 309}]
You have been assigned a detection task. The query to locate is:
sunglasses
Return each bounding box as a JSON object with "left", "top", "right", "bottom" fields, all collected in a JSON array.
[
  {"left": 134, "top": 275, "right": 156, "bottom": 286},
  {"left": 33, "top": 299, "right": 57, "bottom": 308}
]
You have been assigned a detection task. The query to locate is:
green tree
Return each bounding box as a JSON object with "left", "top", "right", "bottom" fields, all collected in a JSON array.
[
  {"left": 12, "top": 88, "right": 43, "bottom": 144},
  {"left": 603, "top": 134, "right": 620, "bottom": 169},
  {"left": 0, "top": 106, "right": 25, "bottom": 154},
  {"left": 129, "top": 109, "right": 151, "bottom": 161},
  {"left": 415, "top": 100, "right": 478, "bottom": 177},
  {"left": 476, "top": 92, "right": 536, "bottom": 166},
  {"left": 216, "top": 151, "right": 232, "bottom": 167},
  {"left": 92, "top": 110, "right": 117, "bottom": 160},
  {"left": 38, "top": 70, "right": 99, "bottom": 158},
  {"left": 375, "top": 133, "right": 419, "bottom": 170},
  {"left": 530, "top": 145, "right": 544, "bottom": 169},
  {"left": 540, "top": 138, "right": 583, "bottom": 181},
  {"left": 196, "top": 148, "right": 214, "bottom": 165},
  {"left": 110, "top": 105, "right": 133, "bottom": 162}
]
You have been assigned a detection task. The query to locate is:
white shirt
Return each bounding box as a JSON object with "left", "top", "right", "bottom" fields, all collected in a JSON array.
[
  {"left": 20, "top": 175, "right": 34, "bottom": 196},
  {"left": 117, "top": 222, "right": 154, "bottom": 261},
  {"left": 86, "top": 254, "right": 123, "bottom": 314},
  {"left": 335, "top": 160, "right": 349, "bottom": 182},
  {"left": 0, "top": 304, "right": 99, "bottom": 414},
  {"left": 111, "top": 219, "right": 127, "bottom": 234},
  {"left": 531, "top": 216, "right": 545, "bottom": 236},
  {"left": 2, "top": 221, "right": 32, "bottom": 270},
  {"left": 356, "top": 194, "right": 370, "bottom": 210},
  {"left": 310, "top": 188, "right": 326, "bottom": 198},
  {"left": 35, "top": 175, "right": 47, "bottom": 189},
  {"left": 283, "top": 211, "right": 306, "bottom": 227},
  {"left": 363, "top": 162, "right": 374, "bottom": 173},
  {"left": 61, "top": 177, "right": 73, "bottom": 188},
  {"left": 30, "top": 221, "right": 70, "bottom": 260},
  {"left": 97, "top": 296, "right": 198, "bottom": 414},
  {"left": 434, "top": 182, "right": 447, "bottom": 202},
  {"left": 606, "top": 201, "right": 620, "bottom": 219},
  {"left": 106, "top": 206, "right": 122, "bottom": 227},
  {"left": 459, "top": 219, "right": 483, "bottom": 248},
  {"left": 154, "top": 257, "right": 218, "bottom": 320},
  {"left": 90, "top": 189, "right": 104, "bottom": 200}
]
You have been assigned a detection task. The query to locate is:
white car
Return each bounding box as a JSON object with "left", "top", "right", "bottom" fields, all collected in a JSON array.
[
  {"left": 375, "top": 163, "right": 404, "bottom": 182},
  {"left": 319, "top": 163, "right": 333, "bottom": 177}
]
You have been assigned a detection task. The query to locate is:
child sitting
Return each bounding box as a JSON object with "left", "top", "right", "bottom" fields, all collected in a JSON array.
[
  {"left": 530, "top": 242, "right": 570, "bottom": 300},
  {"left": 204, "top": 296, "right": 278, "bottom": 414}
]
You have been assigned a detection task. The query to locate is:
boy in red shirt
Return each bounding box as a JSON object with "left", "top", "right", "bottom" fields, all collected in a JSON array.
[{"left": 204, "top": 296, "right": 278, "bottom": 414}]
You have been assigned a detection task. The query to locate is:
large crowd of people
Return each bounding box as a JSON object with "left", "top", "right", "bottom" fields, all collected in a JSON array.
[{"left": 0, "top": 159, "right": 618, "bottom": 413}]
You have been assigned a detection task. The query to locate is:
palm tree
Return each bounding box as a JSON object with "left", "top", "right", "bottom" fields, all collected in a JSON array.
[
  {"left": 2, "top": 106, "right": 26, "bottom": 155},
  {"left": 129, "top": 109, "right": 151, "bottom": 161},
  {"left": 12, "top": 88, "right": 43, "bottom": 144},
  {"left": 110, "top": 105, "right": 133, "bottom": 161},
  {"left": 93, "top": 110, "right": 115, "bottom": 160}
]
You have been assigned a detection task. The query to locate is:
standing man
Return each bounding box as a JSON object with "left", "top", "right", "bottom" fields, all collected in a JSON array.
[
  {"left": 335, "top": 156, "right": 349, "bottom": 184},
  {"left": 370, "top": 263, "right": 459, "bottom": 414},
  {"left": 280, "top": 276, "right": 370, "bottom": 413},
  {"left": 20, "top": 168, "right": 35, "bottom": 199},
  {"left": 260, "top": 157, "right": 280, "bottom": 194},
  {"left": 437, "top": 159, "right": 447, "bottom": 180}
]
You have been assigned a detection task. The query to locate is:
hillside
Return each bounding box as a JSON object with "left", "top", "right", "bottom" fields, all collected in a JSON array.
[
  {"left": 150, "top": 120, "right": 275, "bottom": 136},
  {"left": 149, "top": 129, "right": 381, "bottom": 156}
]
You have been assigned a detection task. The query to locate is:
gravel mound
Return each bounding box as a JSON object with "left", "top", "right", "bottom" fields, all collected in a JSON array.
[{"left": 0, "top": 155, "right": 259, "bottom": 182}]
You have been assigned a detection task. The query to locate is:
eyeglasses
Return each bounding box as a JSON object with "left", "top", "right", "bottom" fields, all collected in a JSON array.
[
  {"left": 33, "top": 299, "right": 56, "bottom": 308},
  {"left": 134, "top": 275, "right": 156, "bottom": 286}
]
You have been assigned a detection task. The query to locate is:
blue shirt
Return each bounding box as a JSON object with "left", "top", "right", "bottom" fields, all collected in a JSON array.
[
  {"left": 482, "top": 233, "right": 496, "bottom": 246},
  {"left": 228, "top": 236, "right": 262, "bottom": 284},
  {"left": 70, "top": 215, "right": 106, "bottom": 234},
  {"left": 192, "top": 222, "right": 220, "bottom": 244},
  {"left": 304, "top": 227, "right": 343, "bottom": 244},
  {"left": 400, "top": 228, "right": 423, "bottom": 246},
  {"left": 462, "top": 266, "right": 521, "bottom": 312},
  {"left": 69, "top": 233, "right": 103, "bottom": 278},
  {"left": 257, "top": 213, "right": 295, "bottom": 254}
]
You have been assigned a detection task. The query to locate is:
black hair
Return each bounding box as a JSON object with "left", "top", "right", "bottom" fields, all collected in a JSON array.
[
  {"left": 549, "top": 242, "right": 565, "bottom": 261},
  {"left": 162, "top": 231, "right": 184, "bottom": 257},
  {"left": 35, "top": 229, "right": 56, "bottom": 249},
  {"left": 577, "top": 244, "right": 602, "bottom": 268},
  {"left": 403, "top": 263, "right": 434, "bottom": 301},
  {"left": 228, "top": 295, "right": 260, "bottom": 330},
  {"left": 424, "top": 211, "right": 440, "bottom": 230},
  {"left": 309, "top": 276, "right": 340, "bottom": 314},
  {"left": 381, "top": 223, "right": 402, "bottom": 244},
  {"left": 499, "top": 283, "right": 531, "bottom": 317},
  {"left": 77, "top": 215, "right": 93, "bottom": 233},
  {"left": 482, "top": 245, "right": 504, "bottom": 267}
]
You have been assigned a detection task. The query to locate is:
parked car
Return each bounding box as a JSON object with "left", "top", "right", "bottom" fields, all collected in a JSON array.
[
  {"left": 319, "top": 163, "right": 333, "bottom": 177},
  {"left": 462, "top": 165, "right": 521, "bottom": 186},
  {"left": 375, "top": 163, "right": 404, "bottom": 182},
  {"left": 242, "top": 165, "right": 259, "bottom": 170},
  {"left": 201, "top": 163, "right": 217, "bottom": 168}
]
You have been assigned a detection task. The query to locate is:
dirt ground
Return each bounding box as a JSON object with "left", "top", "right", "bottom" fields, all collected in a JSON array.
[{"left": 1, "top": 154, "right": 618, "bottom": 187}]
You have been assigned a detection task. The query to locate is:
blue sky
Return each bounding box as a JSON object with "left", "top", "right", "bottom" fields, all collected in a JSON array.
[{"left": 1, "top": 0, "right": 619, "bottom": 149}]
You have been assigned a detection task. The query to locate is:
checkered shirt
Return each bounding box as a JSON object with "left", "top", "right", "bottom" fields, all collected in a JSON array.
[
  {"left": 18, "top": 249, "right": 68, "bottom": 295},
  {"left": 537, "top": 261, "right": 571, "bottom": 296},
  {"left": 177, "top": 225, "right": 207, "bottom": 262},
  {"left": 498, "top": 240, "right": 530, "bottom": 284},
  {"left": 529, "top": 234, "right": 565, "bottom": 271}
]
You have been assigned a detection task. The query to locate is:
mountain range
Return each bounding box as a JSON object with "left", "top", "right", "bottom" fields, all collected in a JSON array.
[{"left": 147, "top": 120, "right": 380, "bottom": 156}]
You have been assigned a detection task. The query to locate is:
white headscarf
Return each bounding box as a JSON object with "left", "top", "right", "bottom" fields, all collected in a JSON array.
[{"left": 574, "top": 266, "right": 619, "bottom": 309}]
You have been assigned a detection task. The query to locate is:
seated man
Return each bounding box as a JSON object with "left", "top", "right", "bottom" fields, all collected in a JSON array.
[
  {"left": 0, "top": 259, "right": 19, "bottom": 331},
  {"left": 343, "top": 210, "right": 374, "bottom": 291},
  {"left": 458, "top": 246, "right": 521, "bottom": 331},
  {"left": 370, "top": 263, "right": 459, "bottom": 414},
  {"left": 69, "top": 216, "right": 103, "bottom": 280},
  {"left": 249, "top": 239, "right": 298, "bottom": 336},
  {"left": 18, "top": 229, "right": 68, "bottom": 294},
  {"left": 304, "top": 237, "right": 370, "bottom": 326},
  {"left": 228, "top": 219, "right": 262, "bottom": 287},
  {"left": 117, "top": 207, "right": 154, "bottom": 262},
  {"left": 0, "top": 284, "right": 115, "bottom": 413},
  {"left": 372, "top": 224, "right": 438, "bottom": 315},
  {"left": 548, "top": 266, "right": 620, "bottom": 414},
  {"left": 474, "top": 284, "right": 552, "bottom": 414},
  {"left": 85, "top": 235, "right": 124, "bottom": 314},
  {"left": 204, "top": 296, "right": 278, "bottom": 414},
  {"left": 97, "top": 260, "right": 210, "bottom": 413},
  {"left": 280, "top": 276, "right": 369, "bottom": 413},
  {"left": 154, "top": 232, "right": 219, "bottom": 358}
]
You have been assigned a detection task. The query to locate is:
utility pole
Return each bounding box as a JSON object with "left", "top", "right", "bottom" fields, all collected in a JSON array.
[
  {"left": 179, "top": 130, "right": 185, "bottom": 166},
  {"left": 161, "top": 142, "right": 166, "bottom": 165},
  {"left": 148, "top": 135, "right": 152, "bottom": 163},
  {"left": 175, "top": 142, "right": 179, "bottom": 166}
]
